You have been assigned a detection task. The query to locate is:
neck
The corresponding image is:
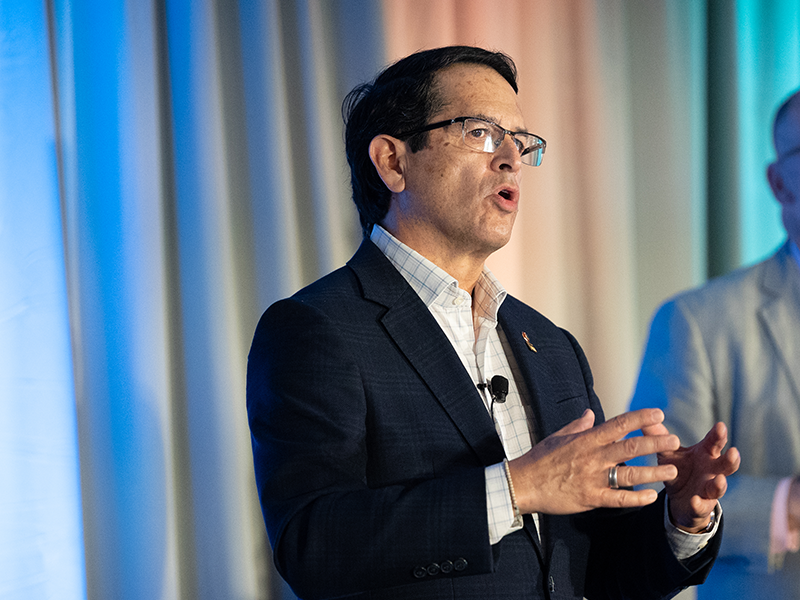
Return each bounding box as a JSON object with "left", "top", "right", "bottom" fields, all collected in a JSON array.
[
  {"left": 439, "top": 256, "right": 485, "bottom": 294},
  {"left": 379, "top": 227, "right": 492, "bottom": 294}
]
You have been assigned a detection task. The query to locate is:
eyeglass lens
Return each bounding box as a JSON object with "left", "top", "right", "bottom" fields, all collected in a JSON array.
[{"left": 461, "top": 118, "right": 544, "bottom": 167}]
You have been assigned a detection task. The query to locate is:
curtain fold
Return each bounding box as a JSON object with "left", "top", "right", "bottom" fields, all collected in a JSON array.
[
  {"left": 58, "top": 1, "right": 182, "bottom": 598},
  {"left": 383, "top": 0, "right": 797, "bottom": 417},
  {"left": 165, "top": 0, "right": 261, "bottom": 596},
  {"left": 707, "top": 0, "right": 800, "bottom": 277},
  {"left": 1, "top": 1, "right": 798, "bottom": 599},
  {"left": 3, "top": 1, "right": 381, "bottom": 598},
  {"left": 383, "top": 0, "right": 646, "bottom": 410},
  {"left": 0, "top": 2, "right": 86, "bottom": 599}
]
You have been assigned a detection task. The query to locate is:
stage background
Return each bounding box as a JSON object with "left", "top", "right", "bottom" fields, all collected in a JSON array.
[{"left": 1, "top": 1, "right": 798, "bottom": 598}]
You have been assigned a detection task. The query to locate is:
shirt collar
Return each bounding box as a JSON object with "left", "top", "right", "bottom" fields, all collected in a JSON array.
[{"left": 370, "top": 225, "right": 507, "bottom": 320}]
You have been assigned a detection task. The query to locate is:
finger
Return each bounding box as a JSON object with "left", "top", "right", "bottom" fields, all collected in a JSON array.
[
  {"left": 641, "top": 421, "right": 670, "bottom": 437},
  {"left": 720, "top": 446, "right": 741, "bottom": 476},
  {"left": 700, "top": 422, "right": 728, "bottom": 456},
  {"left": 703, "top": 474, "right": 728, "bottom": 500},
  {"left": 608, "top": 432, "right": 680, "bottom": 464},
  {"left": 615, "top": 464, "right": 678, "bottom": 488},
  {"left": 600, "top": 487, "right": 660, "bottom": 508},
  {"left": 593, "top": 409, "right": 666, "bottom": 445}
]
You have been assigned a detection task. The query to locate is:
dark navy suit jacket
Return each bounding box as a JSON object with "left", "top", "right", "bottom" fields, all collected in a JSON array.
[{"left": 247, "top": 240, "right": 721, "bottom": 599}]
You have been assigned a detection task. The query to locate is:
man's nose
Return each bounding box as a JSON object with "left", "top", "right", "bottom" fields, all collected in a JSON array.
[{"left": 492, "top": 134, "right": 522, "bottom": 172}]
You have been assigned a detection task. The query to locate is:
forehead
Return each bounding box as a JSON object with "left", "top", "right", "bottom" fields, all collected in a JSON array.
[
  {"left": 432, "top": 63, "right": 525, "bottom": 129},
  {"left": 776, "top": 104, "right": 800, "bottom": 154}
]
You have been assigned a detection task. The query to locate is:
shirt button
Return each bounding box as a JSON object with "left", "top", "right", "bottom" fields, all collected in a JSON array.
[{"left": 452, "top": 296, "right": 464, "bottom": 306}]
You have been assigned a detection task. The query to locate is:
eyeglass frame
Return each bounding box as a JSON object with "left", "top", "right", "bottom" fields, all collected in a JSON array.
[{"left": 395, "top": 116, "right": 547, "bottom": 166}]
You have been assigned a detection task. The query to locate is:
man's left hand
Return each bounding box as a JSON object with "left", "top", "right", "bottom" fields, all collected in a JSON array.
[{"left": 642, "top": 421, "right": 741, "bottom": 533}]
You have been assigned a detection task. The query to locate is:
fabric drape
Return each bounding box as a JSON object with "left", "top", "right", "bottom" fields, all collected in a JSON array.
[{"left": 384, "top": 0, "right": 798, "bottom": 413}]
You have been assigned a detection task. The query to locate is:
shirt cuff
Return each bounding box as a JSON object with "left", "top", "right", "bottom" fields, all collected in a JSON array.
[
  {"left": 664, "top": 499, "right": 721, "bottom": 560},
  {"left": 485, "top": 463, "right": 523, "bottom": 544},
  {"left": 770, "top": 477, "right": 800, "bottom": 564}
]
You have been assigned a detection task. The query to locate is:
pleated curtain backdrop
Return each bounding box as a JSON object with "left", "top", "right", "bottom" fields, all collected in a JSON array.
[
  {"left": 1, "top": 1, "right": 798, "bottom": 600},
  {"left": 3, "top": 1, "right": 380, "bottom": 599},
  {"left": 383, "top": 0, "right": 797, "bottom": 416}
]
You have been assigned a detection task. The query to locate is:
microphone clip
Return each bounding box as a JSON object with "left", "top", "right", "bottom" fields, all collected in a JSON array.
[{"left": 478, "top": 375, "right": 509, "bottom": 404}]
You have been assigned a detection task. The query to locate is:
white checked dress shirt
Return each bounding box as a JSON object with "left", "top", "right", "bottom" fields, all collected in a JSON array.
[
  {"left": 371, "top": 225, "right": 717, "bottom": 556},
  {"left": 372, "top": 225, "right": 534, "bottom": 543}
]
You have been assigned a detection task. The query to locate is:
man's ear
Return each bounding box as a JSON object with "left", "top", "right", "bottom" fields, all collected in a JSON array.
[
  {"left": 768, "top": 162, "right": 795, "bottom": 206},
  {"left": 369, "top": 135, "right": 407, "bottom": 193}
]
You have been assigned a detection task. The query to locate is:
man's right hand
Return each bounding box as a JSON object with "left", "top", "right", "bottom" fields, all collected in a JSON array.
[{"left": 507, "top": 408, "right": 680, "bottom": 515}]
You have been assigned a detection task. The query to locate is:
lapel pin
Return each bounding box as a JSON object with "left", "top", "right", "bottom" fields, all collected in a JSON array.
[{"left": 521, "top": 331, "right": 537, "bottom": 352}]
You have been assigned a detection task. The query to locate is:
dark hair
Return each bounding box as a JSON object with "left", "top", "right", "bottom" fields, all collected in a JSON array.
[{"left": 343, "top": 46, "right": 518, "bottom": 236}]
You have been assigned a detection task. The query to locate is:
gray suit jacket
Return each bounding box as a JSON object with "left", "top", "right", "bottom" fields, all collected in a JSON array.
[{"left": 631, "top": 241, "right": 800, "bottom": 597}]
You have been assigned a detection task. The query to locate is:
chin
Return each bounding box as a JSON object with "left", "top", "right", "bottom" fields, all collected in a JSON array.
[
  {"left": 492, "top": 225, "right": 515, "bottom": 248},
  {"left": 480, "top": 232, "right": 513, "bottom": 255}
]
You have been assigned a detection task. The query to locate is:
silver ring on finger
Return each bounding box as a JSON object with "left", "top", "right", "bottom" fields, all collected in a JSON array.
[{"left": 608, "top": 465, "right": 620, "bottom": 489}]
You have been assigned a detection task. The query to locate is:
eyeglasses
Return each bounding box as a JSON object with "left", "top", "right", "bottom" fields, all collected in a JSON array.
[{"left": 397, "top": 116, "right": 546, "bottom": 166}]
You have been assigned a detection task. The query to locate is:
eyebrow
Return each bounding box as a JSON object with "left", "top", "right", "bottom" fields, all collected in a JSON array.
[{"left": 472, "top": 113, "right": 529, "bottom": 134}]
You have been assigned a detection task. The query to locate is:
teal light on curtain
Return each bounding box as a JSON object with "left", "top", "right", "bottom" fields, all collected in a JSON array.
[
  {"left": 707, "top": 0, "right": 800, "bottom": 276},
  {"left": 0, "top": 1, "right": 86, "bottom": 598},
  {"left": 735, "top": 0, "right": 799, "bottom": 266}
]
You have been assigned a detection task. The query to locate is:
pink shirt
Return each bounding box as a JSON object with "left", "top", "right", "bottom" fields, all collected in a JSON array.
[{"left": 770, "top": 240, "right": 800, "bottom": 561}]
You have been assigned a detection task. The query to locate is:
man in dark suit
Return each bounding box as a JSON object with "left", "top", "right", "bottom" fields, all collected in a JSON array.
[{"left": 247, "top": 46, "right": 740, "bottom": 599}]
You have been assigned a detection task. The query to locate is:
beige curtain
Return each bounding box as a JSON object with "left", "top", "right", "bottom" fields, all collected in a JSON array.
[{"left": 383, "top": 0, "right": 707, "bottom": 417}]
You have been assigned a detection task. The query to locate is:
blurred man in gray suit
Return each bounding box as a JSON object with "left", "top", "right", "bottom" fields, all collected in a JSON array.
[{"left": 631, "top": 89, "right": 800, "bottom": 598}]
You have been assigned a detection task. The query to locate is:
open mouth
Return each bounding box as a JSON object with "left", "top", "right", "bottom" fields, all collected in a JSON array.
[{"left": 493, "top": 184, "right": 519, "bottom": 205}]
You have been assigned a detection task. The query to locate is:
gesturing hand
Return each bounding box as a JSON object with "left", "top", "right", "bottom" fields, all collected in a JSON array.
[
  {"left": 642, "top": 421, "right": 740, "bottom": 532},
  {"left": 508, "top": 408, "right": 681, "bottom": 515}
]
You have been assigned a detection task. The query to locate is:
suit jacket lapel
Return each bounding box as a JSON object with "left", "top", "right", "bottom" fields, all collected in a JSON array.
[
  {"left": 759, "top": 242, "right": 800, "bottom": 401},
  {"left": 349, "top": 241, "right": 554, "bottom": 563},
  {"left": 347, "top": 240, "right": 506, "bottom": 466},
  {"left": 498, "top": 298, "right": 590, "bottom": 440},
  {"left": 499, "top": 297, "right": 589, "bottom": 561}
]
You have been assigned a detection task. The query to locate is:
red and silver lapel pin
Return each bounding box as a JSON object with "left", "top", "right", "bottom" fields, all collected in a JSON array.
[{"left": 521, "top": 331, "right": 537, "bottom": 352}]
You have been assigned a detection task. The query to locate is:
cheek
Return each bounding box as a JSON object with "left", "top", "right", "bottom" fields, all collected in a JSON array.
[
  {"left": 786, "top": 201, "right": 800, "bottom": 224},
  {"left": 790, "top": 179, "right": 800, "bottom": 200},
  {"left": 781, "top": 166, "right": 800, "bottom": 196}
]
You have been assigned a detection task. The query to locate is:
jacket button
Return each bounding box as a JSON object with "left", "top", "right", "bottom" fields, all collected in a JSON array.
[
  {"left": 440, "top": 560, "right": 454, "bottom": 574},
  {"left": 454, "top": 557, "right": 468, "bottom": 572},
  {"left": 426, "top": 563, "right": 440, "bottom": 576},
  {"left": 413, "top": 566, "right": 427, "bottom": 579}
]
